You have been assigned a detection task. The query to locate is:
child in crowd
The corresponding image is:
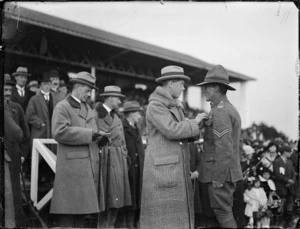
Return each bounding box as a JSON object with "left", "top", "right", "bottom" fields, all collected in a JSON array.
[{"left": 244, "top": 177, "right": 271, "bottom": 228}]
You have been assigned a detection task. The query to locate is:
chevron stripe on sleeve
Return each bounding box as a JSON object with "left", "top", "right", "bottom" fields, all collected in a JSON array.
[{"left": 213, "top": 128, "right": 229, "bottom": 138}]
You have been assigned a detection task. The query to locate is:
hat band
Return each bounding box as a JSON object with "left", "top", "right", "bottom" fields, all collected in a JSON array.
[
  {"left": 102, "top": 91, "right": 122, "bottom": 94},
  {"left": 15, "top": 71, "right": 29, "bottom": 75},
  {"left": 73, "top": 78, "right": 95, "bottom": 86},
  {"left": 161, "top": 71, "right": 184, "bottom": 77},
  {"left": 205, "top": 77, "right": 229, "bottom": 85}
]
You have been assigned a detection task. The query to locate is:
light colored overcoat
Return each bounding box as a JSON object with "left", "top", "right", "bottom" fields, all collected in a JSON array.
[
  {"left": 94, "top": 103, "right": 132, "bottom": 209},
  {"left": 50, "top": 95, "right": 105, "bottom": 214},
  {"left": 140, "top": 86, "right": 200, "bottom": 229}
]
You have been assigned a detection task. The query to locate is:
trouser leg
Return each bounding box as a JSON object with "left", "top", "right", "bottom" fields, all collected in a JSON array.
[
  {"left": 106, "top": 208, "right": 118, "bottom": 228},
  {"left": 126, "top": 210, "right": 136, "bottom": 228},
  {"left": 57, "top": 214, "right": 86, "bottom": 228},
  {"left": 207, "top": 182, "right": 237, "bottom": 228}
]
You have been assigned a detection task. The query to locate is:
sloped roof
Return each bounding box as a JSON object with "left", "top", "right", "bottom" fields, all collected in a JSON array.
[{"left": 3, "top": 2, "right": 255, "bottom": 82}]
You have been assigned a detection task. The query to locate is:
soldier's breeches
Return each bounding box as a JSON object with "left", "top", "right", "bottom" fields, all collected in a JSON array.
[{"left": 207, "top": 182, "right": 237, "bottom": 228}]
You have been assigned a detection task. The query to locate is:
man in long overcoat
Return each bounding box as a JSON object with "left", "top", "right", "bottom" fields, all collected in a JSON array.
[
  {"left": 4, "top": 90, "right": 25, "bottom": 228},
  {"left": 4, "top": 74, "right": 30, "bottom": 227},
  {"left": 196, "top": 65, "right": 243, "bottom": 228},
  {"left": 121, "top": 101, "right": 145, "bottom": 228},
  {"left": 140, "top": 66, "right": 208, "bottom": 229},
  {"left": 94, "top": 85, "right": 132, "bottom": 228},
  {"left": 50, "top": 72, "right": 109, "bottom": 227},
  {"left": 26, "top": 73, "right": 54, "bottom": 141}
]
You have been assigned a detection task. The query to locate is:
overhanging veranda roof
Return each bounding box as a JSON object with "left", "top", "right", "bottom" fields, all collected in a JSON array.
[{"left": 3, "top": 2, "right": 255, "bottom": 82}]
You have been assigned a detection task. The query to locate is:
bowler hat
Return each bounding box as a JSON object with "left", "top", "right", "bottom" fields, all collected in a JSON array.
[
  {"left": 155, "top": 65, "right": 191, "bottom": 83},
  {"left": 40, "top": 72, "right": 51, "bottom": 83},
  {"left": 70, "top": 71, "right": 98, "bottom": 90},
  {"left": 12, "top": 66, "right": 31, "bottom": 77},
  {"left": 48, "top": 70, "right": 60, "bottom": 79},
  {"left": 122, "top": 101, "right": 143, "bottom": 113},
  {"left": 4, "top": 74, "right": 15, "bottom": 86},
  {"left": 197, "top": 65, "right": 236, "bottom": 91},
  {"left": 99, "top": 85, "right": 125, "bottom": 98}
]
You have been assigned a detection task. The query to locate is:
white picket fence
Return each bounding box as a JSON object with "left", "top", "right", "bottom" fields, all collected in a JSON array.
[{"left": 30, "top": 139, "right": 57, "bottom": 211}]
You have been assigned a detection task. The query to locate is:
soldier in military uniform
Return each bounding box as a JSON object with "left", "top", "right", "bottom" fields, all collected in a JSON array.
[{"left": 197, "top": 65, "right": 243, "bottom": 228}]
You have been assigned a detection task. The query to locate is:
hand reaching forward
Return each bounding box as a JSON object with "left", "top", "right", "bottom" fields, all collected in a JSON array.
[{"left": 195, "top": 113, "right": 208, "bottom": 124}]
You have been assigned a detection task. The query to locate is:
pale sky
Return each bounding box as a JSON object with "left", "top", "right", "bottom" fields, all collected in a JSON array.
[{"left": 15, "top": 2, "right": 299, "bottom": 140}]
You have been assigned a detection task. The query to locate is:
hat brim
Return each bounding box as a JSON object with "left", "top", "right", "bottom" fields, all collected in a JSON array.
[
  {"left": 70, "top": 78, "right": 98, "bottom": 90},
  {"left": 12, "top": 72, "right": 31, "bottom": 77},
  {"left": 196, "top": 81, "right": 236, "bottom": 91},
  {"left": 155, "top": 75, "right": 191, "bottom": 83},
  {"left": 5, "top": 82, "right": 15, "bottom": 86},
  {"left": 99, "top": 92, "right": 125, "bottom": 98},
  {"left": 122, "top": 108, "right": 143, "bottom": 113}
]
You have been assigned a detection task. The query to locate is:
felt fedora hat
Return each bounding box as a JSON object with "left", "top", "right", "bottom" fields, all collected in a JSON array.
[
  {"left": 4, "top": 74, "right": 15, "bottom": 86},
  {"left": 69, "top": 71, "right": 98, "bottom": 90},
  {"left": 155, "top": 65, "right": 191, "bottom": 83},
  {"left": 197, "top": 65, "right": 236, "bottom": 91},
  {"left": 12, "top": 66, "right": 31, "bottom": 77},
  {"left": 99, "top": 85, "right": 125, "bottom": 98},
  {"left": 121, "top": 101, "right": 143, "bottom": 113}
]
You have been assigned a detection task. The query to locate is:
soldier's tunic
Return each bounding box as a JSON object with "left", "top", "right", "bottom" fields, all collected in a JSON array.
[{"left": 198, "top": 98, "right": 243, "bottom": 227}]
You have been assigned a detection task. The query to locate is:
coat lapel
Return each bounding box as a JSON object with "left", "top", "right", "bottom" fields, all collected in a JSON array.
[
  {"left": 169, "top": 107, "right": 182, "bottom": 122},
  {"left": 37, "top": 93, "right": 49, "bottom": 121}
]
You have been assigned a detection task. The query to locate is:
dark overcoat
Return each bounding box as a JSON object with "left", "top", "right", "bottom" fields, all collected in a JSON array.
[
  {"left": 273, "top": 156, "right": 295, "bottom": 196},
  {"left": 26, "top": 91, "right": 54, "bottom": 140},
  {"left": 4, "top": 104, "right": 24, "bottom": 227},
  {"left": 5, "top": 101, "right": 30, "bottom": 226},
  {"left": 122, "top": 118, "right": 145, "bottom": 210},
  {"left": 10, "top": 85, "right": 34, "bottom": 112},
  {"left": 94, "top": 103, "right": 132, "bottom": 209},
  {"left": 50, "top": 95, "right": 104, "bottom": 214},
  {"left": 140, "top": 86, "right": 200, "bottom": 229}
]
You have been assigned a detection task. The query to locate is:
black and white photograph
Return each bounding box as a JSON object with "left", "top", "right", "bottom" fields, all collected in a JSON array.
[{"left": 1, "top": 1, "right": 299, "bottom": 228}]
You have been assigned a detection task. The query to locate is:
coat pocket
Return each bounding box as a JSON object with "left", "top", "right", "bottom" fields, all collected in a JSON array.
[
  {"left": 154, "top": 155, "right": 180, "bottom": 189},
  {"left": 66, "top": 150, "right": 89, "bottom": 159}
]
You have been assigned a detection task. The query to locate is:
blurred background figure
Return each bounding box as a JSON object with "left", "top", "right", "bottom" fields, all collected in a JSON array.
[
  {"left": 121, "top": 101, "right": 145, "bottom": 228},
  {"left": 27, "top": 80, "right": 40, "bottom": 94}
]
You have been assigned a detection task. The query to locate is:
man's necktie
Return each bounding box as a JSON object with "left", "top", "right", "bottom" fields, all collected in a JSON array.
[
  {"left": 110, "top": 110, "right": 115, "bottom": 119},
  {"left": 19, "top": 88, "right": 24, "bottom": 97}
]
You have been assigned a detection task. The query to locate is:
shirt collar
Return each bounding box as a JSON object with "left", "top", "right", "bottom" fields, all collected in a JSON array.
[
  {"left": 41, "top": 90, "right": 50, "bottom": 95},
  {"left": 210, "top": 97, "right": 228, "bottom": 108},
  {"left": 16, "top": 85, "right": 25, "bottom": 91},
  {"left": 71, "top": 95, "right": 81, "bottom": 104},
  {"left": 103, "top": 103, "right": 112, "bottom": 113}
]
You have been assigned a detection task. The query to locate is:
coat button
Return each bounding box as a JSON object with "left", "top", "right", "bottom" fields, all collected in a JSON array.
[
  {"left": 135, "top": 164, "right": 138, "bottom": 167},
  {"left": 135, "top": 153, "right": 138, "bottom": 156}
]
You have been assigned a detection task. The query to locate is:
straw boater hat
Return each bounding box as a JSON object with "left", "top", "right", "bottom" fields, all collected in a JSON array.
[
  {"left": 197, "top": 65, "right": 236, "bottom": 91},
  {"left": 155, "top": 65, "right": 191, "bottom": 83},
  {"left": 4, "top": 74, "right": 15, "bottom": 86},
  {"left": 12, "top": 66, "right": 31, "bottom": 77},
  {"left": 27, "top": 80, "right": 39, "bottom": 88},
  {"left": 69, "top": 71, "right": 98, "bottom": 90},
  {"left": 99, "top": 85, "right": 125, "bottom": 98},
  {"left": 121, "top": 101, "right": 143, "bottom": 113}
]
